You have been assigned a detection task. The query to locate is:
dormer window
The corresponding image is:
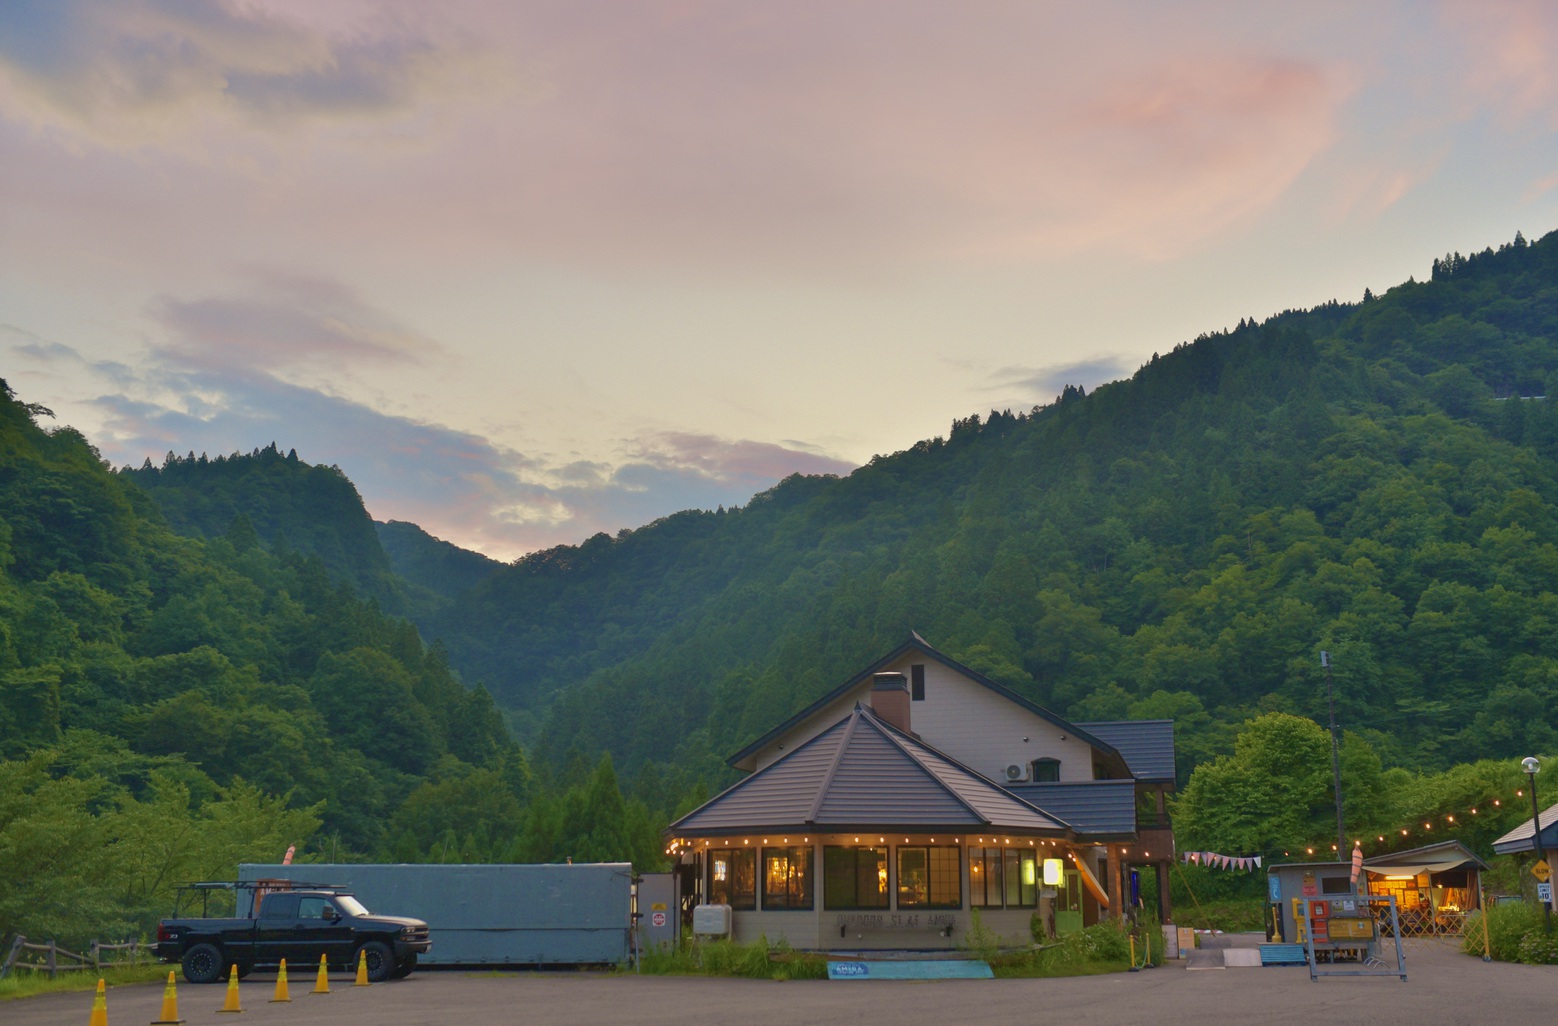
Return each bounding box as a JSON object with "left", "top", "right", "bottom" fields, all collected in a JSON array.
[{"left": 1031, "top": 758, "right": 1060, "bottom": 783}]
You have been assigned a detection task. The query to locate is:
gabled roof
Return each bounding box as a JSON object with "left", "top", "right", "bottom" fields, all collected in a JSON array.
[
  {"left": 670, "top": 704, "right": 1072, "bottom": 838},
  {"left": 1491, "top": 800, "right": 1558, "bottom": 855},
  {"left": 1005, "top": 780, "right": 1139, "bottom": 840},
  {"left": 726, "top": 633, "right": 1124, "bottom": 773},
  {"left": 1074, "top": 720, "right": 1177, "bottom": 785},
  {"left": 1363, "top": 839, "right": 1488, "bottom": 875}
]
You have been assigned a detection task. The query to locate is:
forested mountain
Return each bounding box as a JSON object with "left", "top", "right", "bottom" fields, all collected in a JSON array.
[
  {"left": 0, "top": 386, "right": 660, "bottom": 944},
  {"left": 120, "top": 445, "right": 403, "bottom": 604},
  {"left": 375, "top": 519, "right": 503, "bottom": 605},
  {"left": 402, "top": 230, "right": 1558, "bottom": 791}
]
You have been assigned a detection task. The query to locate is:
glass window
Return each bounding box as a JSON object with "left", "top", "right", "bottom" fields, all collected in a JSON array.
[
  {"left": 762, "top": 846, "right": 813, "bottom": 910},
  {"left": 898, "top": 846, "right": 961, "bottom": 909},
  {"left": 1003, "top": 849, "right": 1037, "bottom": 908},
  {"left": 1032, "top": 758, "right": 1061, "bottom": 782},
  {"left": 969, "top": 846, "right": 1004, "bottom": 908},
  {"left": 824, "top": 846, "right": 888, "bottom": 909},
  {"left": 708, "top": 848, "right": 756, "bottom": 910}
]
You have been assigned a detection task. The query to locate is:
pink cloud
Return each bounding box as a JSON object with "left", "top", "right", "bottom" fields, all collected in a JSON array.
[
  {"left": 153, "top": 273, "right": 435, "bottom": 373},
  {"left": 1442, "top": 0, "right": 1558, "bottom": 126}
]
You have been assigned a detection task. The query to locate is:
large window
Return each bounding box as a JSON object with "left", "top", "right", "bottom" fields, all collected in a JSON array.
[
  {"left": 897, "top": 846, "right": 961, "bottom": 909},
  {"left": 969, "top": 846, "right": 1004, "bottom": 908},
  {"left": 762, "top": 846, "right": 814, "bottom": 910},
  {"left": 823, "top": 846, "right": 888, "bottom": 909},
  {"left": 708, "top": 848, "right": 755, "bottom": 910},
  {"left": 970, "top": 847, "right": 1036, "bottom": 909}
]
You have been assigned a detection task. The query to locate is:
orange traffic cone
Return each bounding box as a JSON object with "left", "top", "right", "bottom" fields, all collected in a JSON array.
[
  {"left": 215, "top": 965, "right": 243, "bottom": 1014},
  {"left": 88, "top": 978, "right": 107, "bottom": 1026},
  {"left": 269, "top": 959, "right": 292, "bottom": 1003},
  {"left": 310, "top": 953, "right": 331, "bottom": 995},
  {"left": 151, "top": 970, "right": 185, "bottom": 1024},
  {"left": 354, "top": 949, "right": 370, "bottom": 987}
]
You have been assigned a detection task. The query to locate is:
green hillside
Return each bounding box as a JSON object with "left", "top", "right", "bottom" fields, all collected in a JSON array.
[
  {"left": 120, "top": 445, "right": 404, "bottom": 605},
  {"left": 0, "top": 385, "right": 651, "bottom": 943},
  {"left": 404, "top": 230, "right": 1558, "bottom": 788}
]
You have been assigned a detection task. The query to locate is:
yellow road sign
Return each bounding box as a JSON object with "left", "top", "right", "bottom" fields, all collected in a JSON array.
[{"left": 1532, "top": 859, "right": 1551, "bottom": 883}]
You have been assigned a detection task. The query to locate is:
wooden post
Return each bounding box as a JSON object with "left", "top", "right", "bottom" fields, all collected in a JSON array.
[
  {"left": 1105, "top": 845, "right": 1123, "bottom": 921},
  {"left": 47, "top": 940, "right": 57, "bottom": 979},
  {"left": 1, "top": 935, "right": 25, "bottom": 979}
]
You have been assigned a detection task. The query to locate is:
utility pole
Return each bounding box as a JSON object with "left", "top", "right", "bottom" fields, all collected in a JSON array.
[{"left": 1321, "top": 651, "right": 1346, "bottom": 856}]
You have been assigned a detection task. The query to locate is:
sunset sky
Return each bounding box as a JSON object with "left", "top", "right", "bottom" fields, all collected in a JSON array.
[{"left": 4, "top": 1, "right": 1557, "bottom": 560}]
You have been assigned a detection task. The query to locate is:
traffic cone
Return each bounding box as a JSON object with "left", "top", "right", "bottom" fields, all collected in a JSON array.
[
  {"left": 215, "top": 965, "right": 243, "bottom": 1014},
  {"left": 269, "top": 959, "right": 292, "bottom": 1003},
  {"left": 354, "top": 949, "right": 370, "bottom": 987},
  {"left": 151, "top": 971, "right": 185, "bottom": 1024},
  {"left": 310, "top": 953, "right": 331, "bottom": 995},
  {"left": 88, "top": 978, "right": 107, "bottom": 1026}
]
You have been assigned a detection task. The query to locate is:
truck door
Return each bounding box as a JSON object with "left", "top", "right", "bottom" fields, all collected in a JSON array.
[
  {"left": 295, "top": 895, "right": 354, "bottom": 966},
  {"left": 256, "top": 892, "right": 301, "bottom": 966}
]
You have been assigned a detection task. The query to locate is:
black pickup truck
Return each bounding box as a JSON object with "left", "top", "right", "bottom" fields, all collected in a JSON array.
[{"left": 156, "top": 883, "right": 431, "bottom": 983}]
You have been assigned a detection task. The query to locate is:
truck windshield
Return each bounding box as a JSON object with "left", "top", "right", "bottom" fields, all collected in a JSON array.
[{"left": 335, "top": 895, "right": 370, "bottom": 917}]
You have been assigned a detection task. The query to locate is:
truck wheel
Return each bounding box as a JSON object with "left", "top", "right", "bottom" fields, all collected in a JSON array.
[
  {"left": 181, "top": 943, "right": 224, "bottom": 984},
  {"left": 358, "top": 941, "right": 394, "bottom": 983}
]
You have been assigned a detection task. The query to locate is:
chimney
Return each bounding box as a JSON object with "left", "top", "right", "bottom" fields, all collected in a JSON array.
[{"left": 870, "top": 672, "right": 911, "bottom": 733}]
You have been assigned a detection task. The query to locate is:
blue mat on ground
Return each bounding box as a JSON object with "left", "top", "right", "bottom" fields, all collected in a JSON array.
[
  {"left": 828, "top": 959, "right": 993, "bottom": 980},
  {"left": 1259, "top": 944, "right": 1308, "bottom": 966}
]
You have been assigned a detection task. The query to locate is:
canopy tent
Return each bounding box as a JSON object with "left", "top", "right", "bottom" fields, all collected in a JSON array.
[{"left": 1362, "top": 840, "right": 1488, "bottom": 879}]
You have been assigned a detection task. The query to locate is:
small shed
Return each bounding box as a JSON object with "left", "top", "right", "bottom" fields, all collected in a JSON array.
[{"left": 1362, "top": 841, "right": 1487, "bottom": 936}]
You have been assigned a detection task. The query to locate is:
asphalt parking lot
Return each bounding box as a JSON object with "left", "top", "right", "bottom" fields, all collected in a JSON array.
[{"left": 9, "top": 940, "right": 1552, "bottom": 1026}]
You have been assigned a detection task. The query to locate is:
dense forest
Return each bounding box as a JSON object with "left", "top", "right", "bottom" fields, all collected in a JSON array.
[
  {"left": 5, "top": 230, "right": 1558, "bottom": 944},
  {"left": 0, "top": 384, "right": 662, "bottom": 944}
]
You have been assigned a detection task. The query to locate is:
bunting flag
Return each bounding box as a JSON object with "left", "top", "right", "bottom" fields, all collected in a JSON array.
[{"left": 1181, "top": 850, "right": 1261, "bottom": 872}]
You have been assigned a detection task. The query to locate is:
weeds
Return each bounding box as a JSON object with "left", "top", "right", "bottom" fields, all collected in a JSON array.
[{"left": 0, "top": 964, "right": 168, "bottom": 1002}]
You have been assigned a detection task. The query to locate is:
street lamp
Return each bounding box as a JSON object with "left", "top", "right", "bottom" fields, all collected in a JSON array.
[{"left": 1522, "top": 756, "right": 1551, "bottom": 932}]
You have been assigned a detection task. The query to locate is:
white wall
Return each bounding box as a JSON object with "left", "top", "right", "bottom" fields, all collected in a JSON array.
[{"left": 749, "top": 656, "right": 1097, "bottom": 781}]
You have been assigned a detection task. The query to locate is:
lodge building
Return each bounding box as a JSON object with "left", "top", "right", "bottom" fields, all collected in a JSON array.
[{"left": 666, "top": 634, "right": 1177, "bottom": 949}]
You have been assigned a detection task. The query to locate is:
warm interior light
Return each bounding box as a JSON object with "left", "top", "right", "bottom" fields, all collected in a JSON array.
[{"left": 1024, "top": 860, "right": 1036, "bottom": 885}]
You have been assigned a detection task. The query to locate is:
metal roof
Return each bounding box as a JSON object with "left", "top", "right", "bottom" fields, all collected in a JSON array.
[
  {"left": 1074, "top": 720, "right": 1177, "bottom": 785},
  {"left": 1491, "top": 801, "right": 1558, "bottom": 855},
  {"left": 670, "top": 704, "right": 1072, "bottom": 838},
  {"left": 726, "top": 634, "right": 1125, "bottom": 774},
  {"left": 1004, "top": 780, "right": 1139, "bottom": 840}
]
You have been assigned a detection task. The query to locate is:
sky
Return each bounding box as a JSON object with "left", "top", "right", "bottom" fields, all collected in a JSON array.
[{"left": 3, "top": 1, "right": 1557, "bottom": 561}]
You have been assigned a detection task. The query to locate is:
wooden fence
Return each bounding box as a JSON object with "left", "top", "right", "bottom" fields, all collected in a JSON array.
[{"left": 0, "top": 935, "right": 156, "bottom": 979}]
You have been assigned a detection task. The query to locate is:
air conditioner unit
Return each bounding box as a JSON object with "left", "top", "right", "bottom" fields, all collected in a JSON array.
[{"left": 1004, "top": 763, "right": 1029, "bottom": 782}]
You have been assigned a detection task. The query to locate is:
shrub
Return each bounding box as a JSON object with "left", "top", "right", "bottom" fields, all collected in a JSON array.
[{"left": 1461, "top": 902, "right": 1555, "bottom": 963}]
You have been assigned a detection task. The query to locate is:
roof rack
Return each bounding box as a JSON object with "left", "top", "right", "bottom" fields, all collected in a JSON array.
[{"left": 172, "top": 879, "right": 349, "bottom": 918}]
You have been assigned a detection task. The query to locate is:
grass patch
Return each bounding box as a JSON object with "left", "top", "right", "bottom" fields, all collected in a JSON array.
[
  {"left": 0, "top": 964, "right": 169, "bottom": 1001},
  {"left": 990, "top": 921, "right": 1159, "bottom": 978},
  {"left": 636, "top": 938, "right": 827, "bottom": 980}
]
